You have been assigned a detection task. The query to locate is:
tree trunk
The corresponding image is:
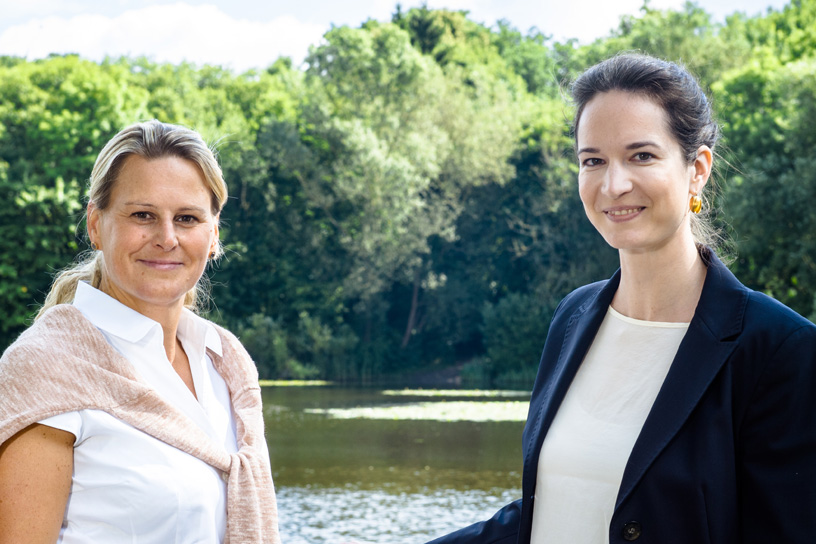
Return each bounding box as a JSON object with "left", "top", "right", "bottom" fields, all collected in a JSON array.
[{"left": 401, "top": 272, "right": 421, "bottom": 349}]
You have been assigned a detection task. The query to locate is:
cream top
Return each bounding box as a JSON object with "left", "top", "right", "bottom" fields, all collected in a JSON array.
[{"left": 530, "top": 306, "right": 689, "bottom": 544}]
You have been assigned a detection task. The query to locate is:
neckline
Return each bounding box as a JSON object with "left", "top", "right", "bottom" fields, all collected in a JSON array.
[{"left": 607, "top": 305, "right": 690, "bottom": 328}]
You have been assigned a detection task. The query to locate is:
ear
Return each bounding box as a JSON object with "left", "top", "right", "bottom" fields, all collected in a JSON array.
[
  {"left": 210, "top": 215, "right": 220, "bottom": 254},
  {"left": 87, "top": 202, "right": 101, "bottom": 249},
  {"left": 691, "top": 145, "right": 713, "bottom": 195}
]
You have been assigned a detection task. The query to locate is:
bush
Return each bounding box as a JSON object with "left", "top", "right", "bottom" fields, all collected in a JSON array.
[
  {"left": 459, "top": 357, "right": 490, "bottom": 387},
  {"left": 237, "top": 314, "right": 315, "bottom": 379},
  {"left": 237, "top": 312, "right": 359, "bottom": 380},
  {"left": 480, "top": 292, "right": 549, "bottom": 384}
]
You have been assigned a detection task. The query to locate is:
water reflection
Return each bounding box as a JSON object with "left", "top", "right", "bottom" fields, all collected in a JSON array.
[
  {"left": 279, "top": 486, "right": 520, "bottom": 544},
  {"left": 263, "top": 386, "right": 528, "bottom": 543}
]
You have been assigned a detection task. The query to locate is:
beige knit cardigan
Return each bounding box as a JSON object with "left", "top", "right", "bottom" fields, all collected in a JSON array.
[{"left": 0, "top": 304, "right": 280, "bottom": 544}]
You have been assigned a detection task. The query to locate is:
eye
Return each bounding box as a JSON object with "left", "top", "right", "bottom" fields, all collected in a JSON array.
[
  {"left": 176, "top": 214, "right": 200, "bottom": 224},
  {"left": 131, "top": 211, "right": 152, "bottom": 220},
  {"left": 581, "top": 157, "right": 604, "bottom": 167},
  {"left": 633, "top": 152, "right": 654, "bottom": 162}
]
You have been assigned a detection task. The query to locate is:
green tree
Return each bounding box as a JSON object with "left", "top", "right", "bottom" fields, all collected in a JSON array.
[
  {"left": 716, "top": 56, "right": 816, "bottom": 316},
  {"left": 0, "top": 56, "right": 146, "bottom": 346}
]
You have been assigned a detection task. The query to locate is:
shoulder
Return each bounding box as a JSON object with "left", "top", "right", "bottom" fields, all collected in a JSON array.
[
  {"left": 0, "top": 306, "right": 109, "bottom": 445},
  {"left": 182, "top": 310, "right": 251, "bottom": 362},
  {"left": 705, "top": 264, "right": 816, "bottom": 383},
  {"left": 201, "top": 318, "right": 247, "bottom": 356},
  {"left": 744, "top": 289, "right": 815, "bottom": 334},
  {"left": 197, "top": 317, "right": 260, "bottom": 382},
  {"left": 553, "top": 278, "right": 612, "bottom": 321},
  {"left": 563, "top": 279, "right": 609, "bottom": 306},
  {"left": 697, "top": 250, "right": 815, "bottom": 346},
  {"left": 710, "top": 254, "right": 816, "bottom": 340},
  {"left": 740, "top": 290, "right": 816, "bottom": 359},
  {"left": 1, "top": 305, "right": 91, "bottom": 364}
]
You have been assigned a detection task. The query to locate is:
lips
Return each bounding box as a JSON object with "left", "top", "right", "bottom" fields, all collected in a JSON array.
[
  {"left": 606, "top": 207, "right": 644, "bottom": 217},
  {"left": 139, "top": 259, "right": 183, "bottom": 270},
  {"left": 602, "top": 206, "right": 645, "bottom": 223}
]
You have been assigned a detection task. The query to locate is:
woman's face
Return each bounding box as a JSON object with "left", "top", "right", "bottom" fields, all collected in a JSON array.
[
  {"left": 87, "top": 155, "right": 219, "bottom": 316},
  {"left": 576, "top": 90, "right": 710, "bottom": 255}
]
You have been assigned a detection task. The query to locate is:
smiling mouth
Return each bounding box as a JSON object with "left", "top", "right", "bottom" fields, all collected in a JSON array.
[
  {"left": 140, "top": 260, "right": 183, "bottom": 269},
  {"left": 606, "top": 207, "right": 644, "bottom": 217}
]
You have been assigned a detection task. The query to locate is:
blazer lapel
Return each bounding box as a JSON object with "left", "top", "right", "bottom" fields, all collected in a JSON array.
[
  {"left": 524, "top": 272, "right": 620, "bottom": 472},
  {"left": 615, "top": 251, "right": 747, "bottom": 508}
]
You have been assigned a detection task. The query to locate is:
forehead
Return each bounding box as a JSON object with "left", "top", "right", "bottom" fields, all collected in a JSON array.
[
  {"left": 576, "top": 91, "right": 673, "bottom": 147},
  {"left": 112, "top": 155, "right": 211, "bottom": 201}
]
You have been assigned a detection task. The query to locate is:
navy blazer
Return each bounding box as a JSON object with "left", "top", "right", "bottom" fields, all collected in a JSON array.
[{"left": 428, "top": 250, "right": 816, "bottom": 544}]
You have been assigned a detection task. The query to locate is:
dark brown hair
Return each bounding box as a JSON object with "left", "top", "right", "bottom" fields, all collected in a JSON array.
[
  {"left": 570, "top": 53, "right": 722, "bottom": 247},
  {"left": 571, "top": 53, "right": 719, "bottom": 163}
]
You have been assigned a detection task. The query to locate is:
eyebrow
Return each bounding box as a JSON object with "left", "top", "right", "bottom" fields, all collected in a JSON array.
[
  {"left": 577, "top": 141, "right": 662, "bottom": 155},
  {"left": 625, "top": 140, "right": 661, "bottom": 150},
  {"left": 123, "top": 202, "right": 208, "bottom": 214},
  {"left": 576, "top": 147, "right": 599, "bottom": 155}
]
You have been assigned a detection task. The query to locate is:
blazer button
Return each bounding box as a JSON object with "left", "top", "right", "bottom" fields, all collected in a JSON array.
[{"left": 622, "top": 521, "right": 642, "bottom": 541}]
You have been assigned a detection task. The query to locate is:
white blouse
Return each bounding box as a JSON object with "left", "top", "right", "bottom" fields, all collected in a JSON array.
[
  {"left": 39, "top": 282, "right": 239, "bottom": 544},
  {"left": 530, "top": 306, "right": 689, "bottom": 544}
]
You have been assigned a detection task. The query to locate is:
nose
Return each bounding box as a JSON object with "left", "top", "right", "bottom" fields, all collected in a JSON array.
[
  {"left": 602, "top": 162, "right": 633, "bottom": 199},
  {"left": 154, "top": 218, "right": 178, "bottom": 251}
]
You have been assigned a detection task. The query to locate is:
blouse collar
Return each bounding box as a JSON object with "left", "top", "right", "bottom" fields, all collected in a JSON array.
[{"left": 73, "top": 281, "right": 222, "bottom": 357}]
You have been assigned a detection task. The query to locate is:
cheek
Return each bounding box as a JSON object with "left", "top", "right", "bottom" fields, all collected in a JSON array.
[
  {"left": 191, "top": 228, "right": 217, "bottom": 258},
  {"left": 113, "top": 228, "right": 148, "bottom": 249},
  {"left": 577, "top": 178, "right": 594, "bottom": 209}
]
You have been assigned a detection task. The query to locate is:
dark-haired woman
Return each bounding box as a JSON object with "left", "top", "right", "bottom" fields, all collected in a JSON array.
[{"left": 427, "top": 53, "right": 816, "bottom": 544}]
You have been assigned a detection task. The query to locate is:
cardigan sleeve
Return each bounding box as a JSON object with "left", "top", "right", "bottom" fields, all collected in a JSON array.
[{"left": 738, "top": 323, "right": 816, "bottom": 543}]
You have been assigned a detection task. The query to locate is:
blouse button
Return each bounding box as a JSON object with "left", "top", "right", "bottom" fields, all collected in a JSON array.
[
  {"left": 622, "top": 521, "right": 642, "bottom": 541},
  {"left": 221, "top": 471, "right": 229, "bottom": 482}
]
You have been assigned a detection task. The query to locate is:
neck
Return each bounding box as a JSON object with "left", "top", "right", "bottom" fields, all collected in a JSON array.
[
  {"left": 99, "top": 285, "right": 184, "bottom": 360},
  {"left": 97, "top": 280, "right": 187, "bottom": 361},
  {"left": 613, "top": 237, "right": 707, "bottom": 322},
  {"left": 141, "top": 305, "right": 184, "bottom": 362}
]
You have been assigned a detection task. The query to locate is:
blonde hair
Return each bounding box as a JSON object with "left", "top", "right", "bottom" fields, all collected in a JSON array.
[{"left": 37, "top": 120, "right": 228, "bottom": 319}]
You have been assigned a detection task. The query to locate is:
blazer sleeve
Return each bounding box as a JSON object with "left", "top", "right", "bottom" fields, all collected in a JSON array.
[
  {"left": 738, "top": 323, "right": 816, "bottom": 543},
  {"left": 425, "top": 499, "right": 521, "bottom": 544}
]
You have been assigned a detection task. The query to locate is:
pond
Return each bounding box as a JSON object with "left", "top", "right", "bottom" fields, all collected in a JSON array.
[{"left": 263, "top": 386, "right": 529, "bottom": 543}]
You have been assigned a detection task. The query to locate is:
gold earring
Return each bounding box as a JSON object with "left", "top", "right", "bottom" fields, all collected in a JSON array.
[
  {"left": 91, "top": 241, "right": 98, "bottom": 250},
  {"left": 689, "top": 194, "right": 702, "bottom": 214},
  {"left": 209, "top": 251, "right": 216, "bottom": 259}
]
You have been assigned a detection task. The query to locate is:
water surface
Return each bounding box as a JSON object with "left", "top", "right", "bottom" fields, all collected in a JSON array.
[{"left": 263, "top": 386, "right": 528, "bottom": 543}]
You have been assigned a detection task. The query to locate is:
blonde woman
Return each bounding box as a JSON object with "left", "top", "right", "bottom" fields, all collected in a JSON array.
[{"left": 0, "top": 120, "right": 280, "bottom": 543}]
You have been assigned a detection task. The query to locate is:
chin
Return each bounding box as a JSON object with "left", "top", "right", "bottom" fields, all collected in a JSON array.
[
  {"left": 135, "top": 288, "right": 193, "bottom": 308},
  {"left": 602, "top": 237, "right": 653, "bottom": 253}
]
